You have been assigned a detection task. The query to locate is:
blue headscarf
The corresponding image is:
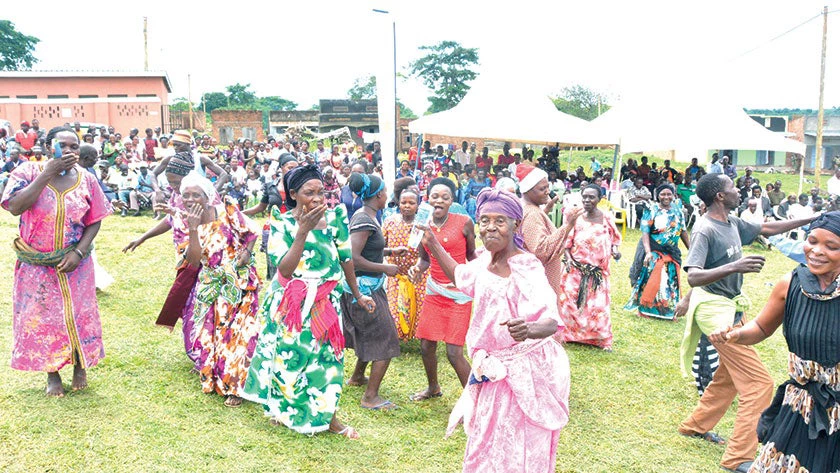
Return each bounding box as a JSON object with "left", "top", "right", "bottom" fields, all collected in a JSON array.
[
  {"left": 810, "top": 211, "right": 840, "bottom": 237},
  {"left": 355, "top": 173, "right": 385, "bottom": 201}
]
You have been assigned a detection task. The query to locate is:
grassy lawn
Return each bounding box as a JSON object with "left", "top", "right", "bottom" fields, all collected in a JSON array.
[{"left": 0, "top": 208, "right": 797, "bottom": 472}]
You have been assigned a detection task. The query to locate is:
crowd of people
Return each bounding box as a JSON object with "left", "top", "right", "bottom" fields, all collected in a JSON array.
[{"left": 2, "top": 118, "right": 839, "bottom": 473}]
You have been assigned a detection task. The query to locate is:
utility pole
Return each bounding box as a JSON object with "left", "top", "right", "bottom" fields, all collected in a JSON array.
[
  {"left": 143, "top": 17, "right": 149, "bottom": 71},
  {"left": 188, "top": 74, "right": 194, "bottom": 131},
  {"left": 815, "top": 5, "right": 828, "bottom": 188}
]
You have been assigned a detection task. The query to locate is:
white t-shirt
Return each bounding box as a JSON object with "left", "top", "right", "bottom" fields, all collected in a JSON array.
[{"left": 827, "top": 176, "right": 840, "bottom": 196}]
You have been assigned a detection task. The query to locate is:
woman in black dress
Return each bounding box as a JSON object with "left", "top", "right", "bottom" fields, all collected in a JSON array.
[
  {"left": 710, "top": 211, "right": 840, "bottom": 473},
  {"left": 340, "top": 172, "right": 403, "bottom": 410}
]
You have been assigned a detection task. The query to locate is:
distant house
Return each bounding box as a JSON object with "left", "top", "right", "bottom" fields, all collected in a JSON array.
[{"left": 0, "top": 70, "right": 172, "bottom": 134}]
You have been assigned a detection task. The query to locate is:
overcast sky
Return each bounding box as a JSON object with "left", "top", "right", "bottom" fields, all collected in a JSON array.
[{"left": 7, "top": 0, "right": 840, "bottom": 115}]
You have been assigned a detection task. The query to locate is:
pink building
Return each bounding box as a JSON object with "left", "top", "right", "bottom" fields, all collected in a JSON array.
[{"left": 0, "top": 71, "right": 172, "bottom": 135}]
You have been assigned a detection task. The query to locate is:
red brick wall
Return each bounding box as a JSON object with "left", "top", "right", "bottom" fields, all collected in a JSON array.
[
  {"left": 786, "top": 115, "right": 806, "bottom": 166},
  {"left": 210, "top": 110, "right": 265, "bottom": 144}
]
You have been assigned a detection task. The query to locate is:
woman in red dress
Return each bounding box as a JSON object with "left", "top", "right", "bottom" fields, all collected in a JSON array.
[{"left": 408, "top": 178, "right": 476, "bottom": 401}]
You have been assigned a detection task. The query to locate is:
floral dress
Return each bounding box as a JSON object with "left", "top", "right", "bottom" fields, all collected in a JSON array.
[
  {"left": 556, "top": 212, "right": 621, "bottom": 349},
  {"left": 382, "top": 214, "right": 428, "bottom": 341},
  {"left": 242, "top": 205, "right": 352, "bottom": 434},
  {"left": 1, "top": 163, "right": 112, "bottom": 372},
  {"left": 191, "top": 197, "right": 261, "bottom": 397},
  {"left": 624, "top": 204, "right": 685, "bottom": 320}
]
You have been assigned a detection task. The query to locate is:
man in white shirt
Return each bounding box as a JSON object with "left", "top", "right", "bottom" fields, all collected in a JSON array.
[
  {"left": 453, "top": 141, "right": 471, "bottom": 167},
  {"left": 827, "top": 168, "right": 840, "bottom": 196}
]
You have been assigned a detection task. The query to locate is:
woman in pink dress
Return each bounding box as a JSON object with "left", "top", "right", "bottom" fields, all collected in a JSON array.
[
  {"left": 2, "top": 126, "right": 112, "bottom": 397},
  {"left": 557, "top": 185, "right": 622, "bottom": 350},
  {"left": 418, "top": 188, "right": 570, "bottom": 473}
]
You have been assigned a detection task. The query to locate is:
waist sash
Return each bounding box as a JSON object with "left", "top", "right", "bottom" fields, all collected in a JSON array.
[{"left": 13, "top": 237, "right": 90, "bottom": 267}]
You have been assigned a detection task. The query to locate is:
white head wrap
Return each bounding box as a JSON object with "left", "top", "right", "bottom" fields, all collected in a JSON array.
[{"left": 180, "top": 170, "right": 217, "bottom": 201}]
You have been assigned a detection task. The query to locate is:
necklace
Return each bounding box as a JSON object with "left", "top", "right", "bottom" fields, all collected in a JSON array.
[{"left": 430, "top": 213, "right": 449, "bottom": 233}]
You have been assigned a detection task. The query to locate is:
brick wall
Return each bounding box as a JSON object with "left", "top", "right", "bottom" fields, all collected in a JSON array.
[
  {"left": 211, "top": 110, "right": 265, "bottom": 144},
  {"left": 786, "top": 115, "right": 806, "bottom": 167}
]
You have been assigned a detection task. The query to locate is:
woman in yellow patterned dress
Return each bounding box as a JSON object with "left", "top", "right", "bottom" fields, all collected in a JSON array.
[{"left": 382, "top": 186, "right": 428, "bottom": 340}]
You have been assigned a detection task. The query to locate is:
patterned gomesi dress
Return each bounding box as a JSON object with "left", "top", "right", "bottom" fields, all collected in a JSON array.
[
  {"left": 750, "top": 266, "right": 840, "bottom": 473},
  {"left": 192, "top": 197, "right": 261, "bottom": 398},
  {"left": 242, "top": 205, "right": 351, "bottom": 434},
  {"left": 1, "top": 163, "right": 111, "bottom": 372}
]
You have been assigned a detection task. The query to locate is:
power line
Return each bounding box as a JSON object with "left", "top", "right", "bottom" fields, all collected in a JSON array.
[{"left": 731, "top": 11, "right": 823, "bottom": 60}]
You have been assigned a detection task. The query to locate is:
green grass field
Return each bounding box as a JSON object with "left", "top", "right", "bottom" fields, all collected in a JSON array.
[{"left": 0, "top": 207, "right": 797, "bottom": 472}]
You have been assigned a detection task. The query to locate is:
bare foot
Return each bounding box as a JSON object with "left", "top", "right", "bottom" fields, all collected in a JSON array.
[
  {"left": 71, "top": 366, "right": 87, "bottom": 391},
  {"left": 46, "top": 372, "right": 65, "bottom": 397},
  {"left": 346, "top": 376, "right": 369, "bottom": 387}
]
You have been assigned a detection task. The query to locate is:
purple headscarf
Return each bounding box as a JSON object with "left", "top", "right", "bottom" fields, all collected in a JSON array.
[{"left": 475, "top": 188, "right": 525, "bottom": 249}]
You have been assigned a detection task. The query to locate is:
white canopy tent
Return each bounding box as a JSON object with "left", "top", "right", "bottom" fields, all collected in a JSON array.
[
  {"left": 590, "top": 81, "right": 806, "bottom": 164},
  {"left": 408, "top": 78, "right": 601, "bottom": 146}
]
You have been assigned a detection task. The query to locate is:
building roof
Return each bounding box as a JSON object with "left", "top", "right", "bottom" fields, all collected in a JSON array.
[{"left": 0, "top": 70, "right": 172, "bottom": 93}]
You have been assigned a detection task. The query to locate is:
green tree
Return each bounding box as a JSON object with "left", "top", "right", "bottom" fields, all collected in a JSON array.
[
  {"left": 399, "top": 102, "right": 417, "bottom": 119},
  {"left": 408, "top": 41, "right": 479, "bottom": 114},
  {"left": 346, "top": 75, "right": 416, "bottom": 118},
  {"left": 225, "top": 83, "right": 257, "bottom": 107},
  {"left": 348, "top": 76, "right": 377, "bottom": 100},
  {"left": 200, "top": 92, "right": 228, "bottom": 112},
  {"left": 259, "top": 96, "right": 297, "bottom": 111},
  {"left": 0, "top": 20, "right": 40, "bottom": 71},
  {"left": 551, "top": 85, "right": 610, "bottom": 121},
  {"left": 169, "top": 97, "right": 194, "bottom": 112}
]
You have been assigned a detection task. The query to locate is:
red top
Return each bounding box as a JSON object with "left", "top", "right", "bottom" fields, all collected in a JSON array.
[
  {"left": 144, "top": 137, "right": 158, "bottom": 160},
  {"left": 497, "top": 153, "right": 515, "bottom": 166},
  {"left": 424, "top": 213, "right": 470, "bottom": 284},
  {"left": 15, "top": 130, "right": 37, "bottom": 151},
  {"left": 476, "top": 155, "right": 493, "bottom": 171}
]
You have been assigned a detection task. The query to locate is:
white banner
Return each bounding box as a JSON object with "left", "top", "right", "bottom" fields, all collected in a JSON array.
[{"left": 373, "top": 9, "right": 397, "bottom": 188}]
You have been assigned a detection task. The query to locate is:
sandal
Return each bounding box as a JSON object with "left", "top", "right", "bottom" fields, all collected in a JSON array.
[
  {"left": 681, "top": 430, "right": 725, "bottom": 445},
  {"left": 361, "top": 400, "right": 398, "bottom": 411},
  {"left": 409, "top": 389, "right": 443, "bottom": 402},
  {"left": 329, "top": 426, "right": 360, "bottom": 440},
  {"left": 224, "top": 395, "right": 243, "bottom": 408}
]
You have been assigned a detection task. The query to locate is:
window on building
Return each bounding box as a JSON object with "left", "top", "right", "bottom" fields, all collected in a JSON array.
[
  {"left": 79, "top": 94, "right": 99, "bottom": 99},
  {"left": 107, "top": 94, "right": 129, "bottom": 98},
  {"left": 136, "top": 94, "right": 157, "bottom": 98},
  {"left": 16, "top": 95, "right": 37, "bottom": 99},
  {"left": 219, "top": 127, "right": 233, "bottom": 145},
  {"left": 241, "top": 127, "right": 256, "bottom": 141},
  {"left": 48, "top": 95, "right": 69, "bottom": 99},
  {"left": 0, "top": 96, "right": 9, "bottom": 99}
]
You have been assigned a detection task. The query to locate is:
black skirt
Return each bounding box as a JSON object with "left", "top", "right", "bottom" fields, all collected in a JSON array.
[{"left": 340, "top": 287, "right": 400, "bottom": 362}]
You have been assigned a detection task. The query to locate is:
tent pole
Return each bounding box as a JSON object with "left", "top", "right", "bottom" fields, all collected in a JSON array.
[{"left": 612, "top": 143, "right": 620, "bottom": 185}]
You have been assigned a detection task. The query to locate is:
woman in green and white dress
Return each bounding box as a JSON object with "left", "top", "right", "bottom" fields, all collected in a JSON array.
[{"left": 242, "top": 164, "right": 374, "bottom": 439}]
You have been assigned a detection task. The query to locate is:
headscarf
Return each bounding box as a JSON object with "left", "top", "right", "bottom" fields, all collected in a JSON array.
[
  {"left": 180, "top": 171, "right": 217, "bottom": 201},
  {"left": 655, "top": 183, "right": 676, "bottom": 200},
  {"left": 810, "top": 211, "right": 840, "bottom": 237},
  {"left": 166, "top": 150, "right": 195, "bottom": 176},
  {"left": 283, "top": 164, "right": 323, "bottom": 209},
  {"left": 475, "top": 188, "right": 525, "bottom": 249},
  {"left": 278, "top": 153, "right": 297, "bottom": 169},
  {"left": 354, "top": 173, "right": 384, "bottom": 201}
]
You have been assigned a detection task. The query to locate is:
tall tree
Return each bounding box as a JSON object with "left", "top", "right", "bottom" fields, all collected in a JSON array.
[
  {"left": 259, "top": 96, "right": 297, "bottom": 111},
  {"left": 0, "top": 20, "right": 40, "bottom": 71},
  {"left": 200, "top": 92, "right": 228, "bottom": 112},
  {"left": 225, "top": 83, "right": 257, "bottom": 107},
  {"left": 408, "top": 41, "right": 479, "bottom": 114},
  {"left": 347, "top": 76, "right": 377, "bottom": 100},
  {"left": 551, "top": 85, "right": 610, "bottom": 121}
]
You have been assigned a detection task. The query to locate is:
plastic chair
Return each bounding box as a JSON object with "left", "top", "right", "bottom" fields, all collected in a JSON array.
[{"left": 598, "top": 198, "right": 627, "bottom": 239}]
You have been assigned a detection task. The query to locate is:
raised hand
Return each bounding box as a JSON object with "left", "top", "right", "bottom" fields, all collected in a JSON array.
[
  {"left": 186, "top": 204, "right": 204, "bottom": 231},
  {"left": 296, "top": 204, "right": 327, "bottom": 233}
]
